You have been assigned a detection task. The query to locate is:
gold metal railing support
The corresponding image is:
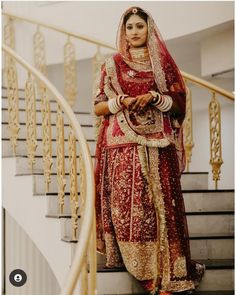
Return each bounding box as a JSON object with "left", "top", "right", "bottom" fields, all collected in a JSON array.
[
  {"left": 5, "top": 60, "right": 20, "bottom": 155},
  {"left": 56, "top": 104, "right": 66, "bottom": 214},
  {"left": 25, "top": 72, "right": 38, "bottom": 170},
  {"left": 209, "top": 92, "right": 223, "bottom": 189},
  {"left": 64, "top": 36, "right": 77, "bottom": 107},
  {"left": 33, "top": 26, "right": 47, "bottom": 76},
  {"left": 183, "top": 84, "right": 194, "bottom": 172}
]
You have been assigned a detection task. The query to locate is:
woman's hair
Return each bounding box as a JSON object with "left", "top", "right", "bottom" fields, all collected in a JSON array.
[{"left": 123, "top": 7, "right": 148, "bottom": 25}]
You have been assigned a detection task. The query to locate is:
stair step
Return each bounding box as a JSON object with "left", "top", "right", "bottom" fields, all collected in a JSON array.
[
  {"left": 2, "top": 138, "right": 96, "bottom": 158},
  {"left": 2, "top": 108, "right": 94, "bottom": 125},
  {"left": 181, "top": 172, "right": 208, "bottom": 190},
  {"left": 183, "top": 190, "right": 234, "bottom": 212},
  {"left": 190, "top": 238, "right": 233, "bottom": 260},
  {"left": 187, "top": 213, "right": 234, "bottom": 235},
  {"left": 2, "top": 94, "right": 58, "bottom": 110},
  {"left": 95, "top": 259, "right": 234, "bottom": 293},
  {"left": 2, "top": 121, "right": 95, "bottom": 141}
]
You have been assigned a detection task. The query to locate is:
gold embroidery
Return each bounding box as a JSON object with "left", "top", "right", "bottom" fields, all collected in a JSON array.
[
  {"left": 105, "top": 233, "right": 124, "bottom": 268},
  {"left": 117, "top": 111, "right": 170, "bottom": 148},
  {"left": 160, "top": 279, "right": 195, "bottom": 292},
  {"left": 173, "top": 256, "right": 187, "bottom": 278},
  {"left": 118, "top": 241, "right": 159, "bottom": 280},
  {"left": 148, "top": 148, "right": 171, "bottom": 288}
]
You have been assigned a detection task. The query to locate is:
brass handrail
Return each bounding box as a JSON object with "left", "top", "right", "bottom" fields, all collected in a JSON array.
[
  {"left": 2, "top": 44, "right": 96, "bottom": 295},
  {"left": 3, "top": 11, "right": 234, "bottom": 101},
  {"left": 3, "top": 12, "right": 115, "bottom": 50},
  {"left": 182, "top": 71, "right": 234, "bottom": 101}
]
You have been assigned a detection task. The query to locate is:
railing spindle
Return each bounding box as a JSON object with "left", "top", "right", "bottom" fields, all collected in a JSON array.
[
  {"left": 56, "top": 104, "right": 66, "bottom": 214},
  {"left": 40, "top": 86, "right": 53, "bottom": 192},
  {"left": 68, "top": 127, "right": 79, "bottom": 241},
  {"left": 209, "top": 92, "right": 223, "bottom": 189},
  {"left": 25, "top": 72, "right": 37, "bottom": 170},
  {"left": 64, "top": 35, "right": 77, "bottom": 107},
  {"left": 183, "top": 83, "right": 194, "bottom": 172}
]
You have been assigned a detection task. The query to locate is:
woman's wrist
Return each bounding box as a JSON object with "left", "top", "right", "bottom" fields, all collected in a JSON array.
[
  {"left": 149, "top": 90, "right": 173, "bottom": 112},
  {"left": 108, "top": 94, "right": 129, "bottom": 114}
]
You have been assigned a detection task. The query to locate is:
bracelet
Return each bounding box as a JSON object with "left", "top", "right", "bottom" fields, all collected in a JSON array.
[
  {"left": 149, "top": 90, "right": 161, "bottom": 105},
  {"left": 108, "top": 98, "right": 121, "bottom": 114},
  {"left": 118, "top": 94, "right": 129, "bottom": 106},
  {"left": 158, "top": 95, "right": 173, "bottom": 112}
]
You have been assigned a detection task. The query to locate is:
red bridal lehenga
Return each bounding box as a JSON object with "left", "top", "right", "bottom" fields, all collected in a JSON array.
[{"left": 94, "top": 7, "right": 205, "bottom": 294}]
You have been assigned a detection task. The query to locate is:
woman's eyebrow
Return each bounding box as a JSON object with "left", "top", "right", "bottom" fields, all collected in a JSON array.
[{"left": 126, "top": 21, "right": 145, "bottom": 26}]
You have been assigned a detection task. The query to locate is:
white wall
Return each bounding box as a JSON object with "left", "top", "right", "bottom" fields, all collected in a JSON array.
[
  {"left": 2, "top": 158, "right": 73, "bottom": 290},
  {"left": 201, "top": 28, "right": 234, "bottom": 77},
  {"left": 4, "top": 210, "right": 60, "bottom": 295}
]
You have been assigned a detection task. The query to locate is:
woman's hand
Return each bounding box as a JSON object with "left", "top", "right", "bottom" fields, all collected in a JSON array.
[
  {"left": 131, "top": 93, "right": 153, "bottom": 112},
  {"left": 122, "top": 96, "right": 137, "bottom": 110}
]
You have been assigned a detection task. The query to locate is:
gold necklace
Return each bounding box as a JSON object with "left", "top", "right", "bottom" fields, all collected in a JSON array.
[{"left": 129, "top": 47, "right": 150, "bottom": 63}]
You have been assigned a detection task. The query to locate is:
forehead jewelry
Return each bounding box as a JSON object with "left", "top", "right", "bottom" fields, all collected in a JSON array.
[{"left": 132, "top": 8, "right": 138, "bottom": 14}]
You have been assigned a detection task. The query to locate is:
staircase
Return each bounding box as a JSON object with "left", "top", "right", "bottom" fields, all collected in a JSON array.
[{"left": 2, "top": 86, "right": 234, "bottom": 295}]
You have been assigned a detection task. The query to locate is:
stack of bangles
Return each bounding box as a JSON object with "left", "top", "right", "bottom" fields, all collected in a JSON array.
[
  {"left": 108, "top": 94, "right": 128, "bottom": 114},
  {"left": 149, "top": 90, "right": 173, "bottom": 112}
]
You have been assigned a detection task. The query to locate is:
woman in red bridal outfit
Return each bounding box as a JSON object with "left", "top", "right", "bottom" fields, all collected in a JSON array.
[{"left": 93, "top": 7, "right": 205, "bottom": 295}]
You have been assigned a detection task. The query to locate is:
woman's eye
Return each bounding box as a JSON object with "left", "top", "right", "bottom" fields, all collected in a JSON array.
[
  {"left": 137, "top": 25, "right": 144, "bottom": 29},
  {"left": 126, "top": 26, "right": 132, "bottom": 30}
]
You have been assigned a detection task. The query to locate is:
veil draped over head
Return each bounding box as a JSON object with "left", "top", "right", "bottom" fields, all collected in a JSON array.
[{"left": 116, "top": 7, "right": 186, "bottom": 95}]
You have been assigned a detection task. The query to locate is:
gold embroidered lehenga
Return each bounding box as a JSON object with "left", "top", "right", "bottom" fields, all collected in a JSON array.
[{"left": 93, "top": 7, "right": 205, "bottom": 294}]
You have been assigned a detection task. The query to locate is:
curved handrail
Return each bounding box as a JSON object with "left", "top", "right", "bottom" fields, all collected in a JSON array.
[
  {"left": 182, "top": 71, "right": 234, "bottom": 101},
  {"left": 3, "top": 12, "right": 234, "bottom": 101},
  {"left": 2, "top": 44, "right": 95, "bottom": 294},
  {"left": 2, "top": 12, "right": 115, "bottom": 50}
]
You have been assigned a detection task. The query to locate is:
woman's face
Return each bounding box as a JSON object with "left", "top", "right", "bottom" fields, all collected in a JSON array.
[{"left": 125, "top": 14, "right": 148, "bottom": 48}]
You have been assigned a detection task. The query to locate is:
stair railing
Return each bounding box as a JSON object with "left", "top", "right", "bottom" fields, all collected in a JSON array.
[
  {"left": 3, "top": 12, "right": 234, "bottom": 189},
  {"left": 2, "top": 44, "right": 96, "bottom": 295}
]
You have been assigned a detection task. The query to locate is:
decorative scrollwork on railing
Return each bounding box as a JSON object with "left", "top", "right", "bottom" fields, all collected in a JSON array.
[
  {"left": 33, "top": 26, "right": 47, "bottom": 76},
  {"left": 25, "top": 73, "right": 38, "bottom": 169},
  {"left": 4, "top": 17, "right": 15, "bottom": 49},
  {"left": 183, "top": 84, "right": 194, "bottom": 172},
  {"left": 3, "top": 18, "right": 15, "bottom": 73},
  {"left": 40, "top": 87, "right": 53, "bottom": 192},
  {"left": 56, "top": 104, "right": 66, "bottom": 214},
  {"left": 5, "top": 62, "right": 20, "bottom": 155},
  {"left": 64, "top": 36, "right": 77, "bottom": 107},
  {"left": 68, "top": 127, "right": 79, "bottom": 241},
  {"left": 209, "top": 92, "right": 223, "bottom": 189}
]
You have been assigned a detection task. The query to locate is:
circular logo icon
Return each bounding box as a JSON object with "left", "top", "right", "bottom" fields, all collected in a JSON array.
[{"left": 9, "top": 269, "right": 27, "bottom": 287}]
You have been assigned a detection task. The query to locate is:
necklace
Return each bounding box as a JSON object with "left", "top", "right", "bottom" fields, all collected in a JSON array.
[{"left": 129, "top": 47, "right": 150, "bottom": 63}]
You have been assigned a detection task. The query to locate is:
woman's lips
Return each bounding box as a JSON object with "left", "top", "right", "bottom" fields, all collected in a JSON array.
[{"left": 132, "top": 37, "right": 140, "bottom": 40}]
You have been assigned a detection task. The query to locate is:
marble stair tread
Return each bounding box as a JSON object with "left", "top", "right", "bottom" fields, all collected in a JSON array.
[{"left": 97, "top": 259, "right": 234, "bottom": 272}]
